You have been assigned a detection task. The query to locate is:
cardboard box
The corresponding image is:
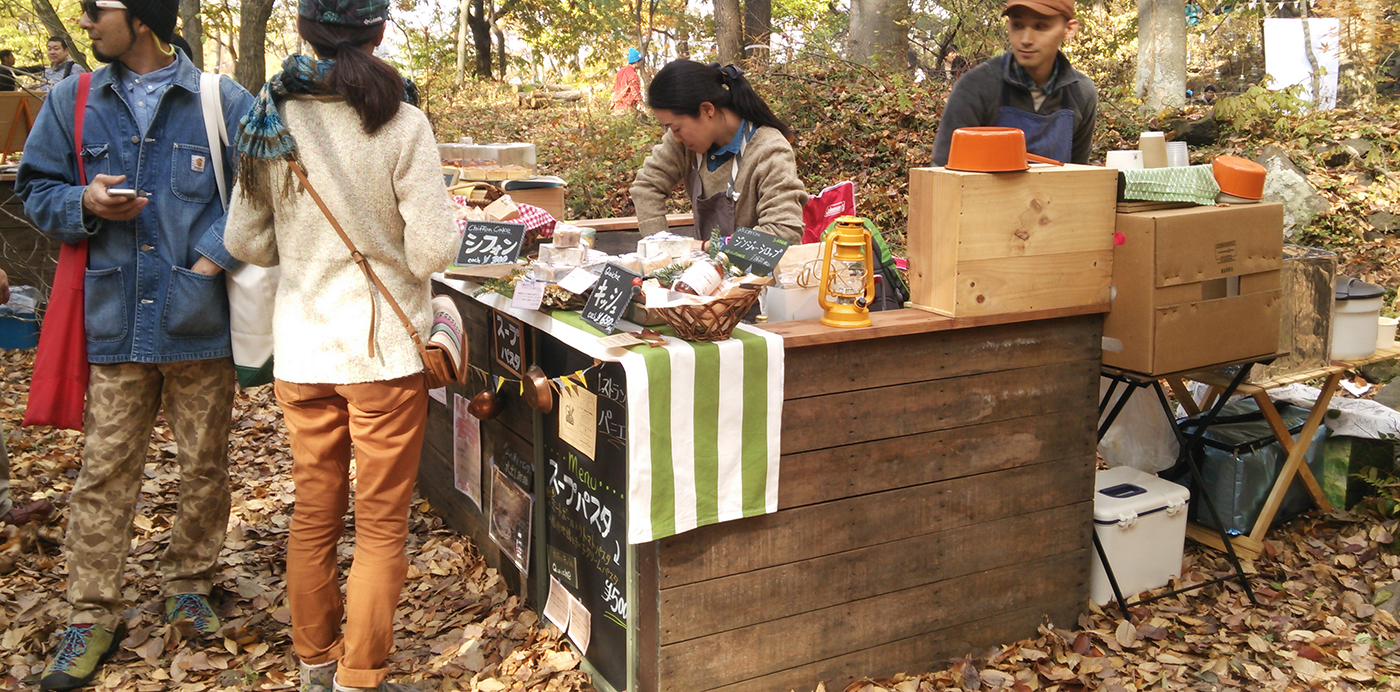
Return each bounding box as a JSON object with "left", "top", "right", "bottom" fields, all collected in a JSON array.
[
  {"left": 508, "top": 185, "right": 566, "bottom": 220},
  {"left": 1103, "top": 203, "right": 1284, "bottom": 375},
  {"left": 905, "top": 164, "right": 1118, "bottom": 317}
]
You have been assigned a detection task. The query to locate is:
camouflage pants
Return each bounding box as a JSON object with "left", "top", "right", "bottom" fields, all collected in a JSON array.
[
  {"left": 66, "top": 358, "right": 235, "bottom": 628},
  {"left": 0, "top": 424, "right": 10, "bottom": 519}
]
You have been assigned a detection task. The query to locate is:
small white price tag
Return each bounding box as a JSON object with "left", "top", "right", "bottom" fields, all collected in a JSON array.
[
  {"left": 511, "top": 280, "right": 545, "bottom": 310},
  {"left": 557, "top": 268, "right": 600, "bottom": 295},
  {"left": 596, "top": 332, "right": 645, "bottom": 349}
]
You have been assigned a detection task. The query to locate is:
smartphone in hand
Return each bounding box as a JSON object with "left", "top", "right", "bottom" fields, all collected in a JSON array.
[{"left": 107, "top": 188, "right": 138, "bottom": 199}]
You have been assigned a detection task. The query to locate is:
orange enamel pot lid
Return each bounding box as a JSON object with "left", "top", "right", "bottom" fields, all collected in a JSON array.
[
  {"left": 1212, "top": 155, "right": 1266, "bottom": 200},
  {"left": 946, "top": 127, "right": 1030, "bottom": 172}
]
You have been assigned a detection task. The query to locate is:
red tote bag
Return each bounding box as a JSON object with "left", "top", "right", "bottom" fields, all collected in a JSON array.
[{"left": 24, "top": 73, "right": 91, "bottom": 431}]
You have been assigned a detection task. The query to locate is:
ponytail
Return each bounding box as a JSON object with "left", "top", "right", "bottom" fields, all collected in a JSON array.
[
  {"left": 648, "top": 59, "right": 793, "bottom": 141},
  {"left": 296, "top": 16, "right": 404, "bottom": 135}
]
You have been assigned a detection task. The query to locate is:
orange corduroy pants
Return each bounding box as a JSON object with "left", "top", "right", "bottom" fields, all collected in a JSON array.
[{"left": 274, "top": 374, "right": 428, "bottom": 689}]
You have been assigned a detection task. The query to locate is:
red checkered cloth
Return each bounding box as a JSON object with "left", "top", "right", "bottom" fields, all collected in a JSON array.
[{"left": 451, "top": 199, "right": 557, "bottom": 238}]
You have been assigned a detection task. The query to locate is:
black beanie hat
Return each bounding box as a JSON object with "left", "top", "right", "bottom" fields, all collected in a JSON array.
[{"left": 123, "top": 0, "right": 179, "bottom": 44}]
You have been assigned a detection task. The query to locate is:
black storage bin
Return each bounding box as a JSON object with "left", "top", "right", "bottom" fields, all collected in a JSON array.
[{"left": 1177, "top": 397, "right": 1328, "bottom": 535}]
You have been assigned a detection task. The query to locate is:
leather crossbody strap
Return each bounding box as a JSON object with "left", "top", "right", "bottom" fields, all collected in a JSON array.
[{"left": 286, "top": 158, "right": 429, "bottom": 361}]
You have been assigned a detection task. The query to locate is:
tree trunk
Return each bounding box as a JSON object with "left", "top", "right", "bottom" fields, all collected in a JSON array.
[
  {"left": 677, "top": 13, "right": 691, "bottom": 60},
  {"left": 180, "top": 0, "right": 203, "bottom": 69},
  {"left": 494, "top": 25, "right": 506, "bottom": 79},
  {"left": 848, "top": 0, "right": 909, "bottom": 69},
  {"left": 456, "top": 0, "right": 470, "bottom": 83},
  {"left": 30, "top": 0, "right": 90, "bottom": 70},
  {"left": 744, "top": 0, "right": 772, "bottom": 63},
  {"left": 1134, "top": 0, "right": 1187, "bottom": 111},
  {"left": 714, "top": 0, "right": 742, "bottom": 65},
  {"left": 235, "top": 0, "right": 275, "bottom": 91},
  {"left": 468, "top": 0, "right": 493, "bottom": 79}
]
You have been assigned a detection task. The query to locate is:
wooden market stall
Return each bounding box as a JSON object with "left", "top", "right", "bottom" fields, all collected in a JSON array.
[{"left": 418, "top": 276, "right": 1102, "bottom": 692}]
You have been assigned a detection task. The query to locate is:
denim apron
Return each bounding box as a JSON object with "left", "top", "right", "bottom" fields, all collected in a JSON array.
[
  {"left": 992, "top": 56, "right": 1075, "bottom": 163},
  {"left": 689, "top": 121, "right": 754, "bottom": 239}
]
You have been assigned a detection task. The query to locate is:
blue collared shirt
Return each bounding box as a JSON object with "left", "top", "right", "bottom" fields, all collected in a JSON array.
[
  {"left": 120, "top": 57, "right": 182, "bottom": 134},
  {"left": 704, "top": 120, "right": 754, "bottom": 172}
]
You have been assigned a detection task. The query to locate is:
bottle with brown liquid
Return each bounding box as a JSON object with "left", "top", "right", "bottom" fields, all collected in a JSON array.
[{"left": 673, "top": 258, "right": 724, "bottom": 296}]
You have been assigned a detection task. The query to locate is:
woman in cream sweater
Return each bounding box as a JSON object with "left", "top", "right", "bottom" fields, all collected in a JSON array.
[
  {"left": 223, "top": 0, "right": 456, "bottom": 690},
  {"left": 630, "top": 59, "right": 806, "bottom": 242}
]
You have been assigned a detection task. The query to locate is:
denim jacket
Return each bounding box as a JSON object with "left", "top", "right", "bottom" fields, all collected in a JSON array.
[{"left": 16, "top": 52, "right": 254, "bottom": 363}]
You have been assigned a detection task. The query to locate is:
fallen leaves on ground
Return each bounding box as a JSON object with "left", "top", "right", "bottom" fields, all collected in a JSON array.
[
  {"left": 0, "top": 349, "right": 590, "bottom": 692},
  {"left": 9, "top": 344, "right": 1400, "bottom": 691}
]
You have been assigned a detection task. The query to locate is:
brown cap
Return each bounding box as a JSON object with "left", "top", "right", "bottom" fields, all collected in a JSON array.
[{"left": 1002, "top": 0, "right": 1075, "bottom": 19}]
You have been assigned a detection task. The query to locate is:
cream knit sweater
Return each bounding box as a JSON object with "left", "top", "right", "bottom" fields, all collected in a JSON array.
[
  {"left": 630, "top": 125, "right": 806, "bottom": 241},
  {"left": 225, "top": 98, "right": 458, "bottom": 385}
]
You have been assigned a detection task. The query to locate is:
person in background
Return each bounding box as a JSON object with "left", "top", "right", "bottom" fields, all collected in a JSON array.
[
  {"left": 611, "top": 47, "right": 643, "bottom": 112},
  {"left": 630, "top": 59, "right": 805, "bottom": 241},
  {"left": 224, "top": 0, "right": 457, "bottom": 688},
  {"left": 931, "top": 0, "right": 1097, "bottom": 166},
  {"left": 1, "top": 51, "right": 18, "bottom": 91},
  {"left": 1201, "top": 83, "right": 1218, "bottom": 105},
  {"left": 15, "top": 0, "right": 254, "bottom": 685},
  {"left": 39, "top": 36, "right": 86, "bottom": 92}
]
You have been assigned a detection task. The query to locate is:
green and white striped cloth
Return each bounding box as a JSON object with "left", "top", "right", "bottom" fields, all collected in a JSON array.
[{"left": 470, "top": 286, "right": 783, "bottom": 544}]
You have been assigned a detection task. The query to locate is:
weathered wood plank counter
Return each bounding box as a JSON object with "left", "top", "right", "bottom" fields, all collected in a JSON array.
[{"left": 420, "top": 277, "right": 1101, "bottom": 692}]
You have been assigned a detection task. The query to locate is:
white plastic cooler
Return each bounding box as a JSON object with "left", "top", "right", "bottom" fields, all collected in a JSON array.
[{"left": 1090, "top": 466, "right": 1191, "bottom": 605}]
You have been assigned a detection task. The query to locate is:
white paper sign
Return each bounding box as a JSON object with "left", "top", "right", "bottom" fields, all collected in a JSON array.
[
  {"left": 429, "top": 387, "right": 448, "bottom": 405},
  {"left": 543, "top": 576, "right": 572, "bottom": 631},
  {"left": 557, "top": 268, "right": 600, "bottom": 295},
  {"left": 596, "top": 332, "right": 645, "bottom": 349},
  {"left": 567, "top": 593, "right": 591, "bottom": 655},
  {"left": 511, "top": 280, "right": 545, "bottom": 311},
  {"left": 558, "top": 386, "right": 598, "bottom": 460},
  {"left": 452, "top": 394, "right": 482, "bottom": 510}
]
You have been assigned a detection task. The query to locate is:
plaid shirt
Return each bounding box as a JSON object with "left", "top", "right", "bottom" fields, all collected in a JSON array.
[{"left": 1009, "top": 58, "right": 1060, "bottom": 91}]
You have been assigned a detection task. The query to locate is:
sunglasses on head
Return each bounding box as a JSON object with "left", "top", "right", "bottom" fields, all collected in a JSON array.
[{"left": 81, "top": 0, "right": 126, "bottom": 19}]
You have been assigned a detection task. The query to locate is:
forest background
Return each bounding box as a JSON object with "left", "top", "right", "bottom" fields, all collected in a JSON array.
[{"left": 3, "top": 0, "right": 1400, "bottom": 287}]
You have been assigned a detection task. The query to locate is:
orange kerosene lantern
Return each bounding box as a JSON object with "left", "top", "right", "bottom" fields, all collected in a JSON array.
[{"left": 817, "top": 216, "right": 877, "bottom": 328}]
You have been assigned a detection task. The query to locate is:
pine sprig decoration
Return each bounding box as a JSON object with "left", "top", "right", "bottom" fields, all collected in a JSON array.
[{"left": 649, "top": 261, "right": 688, "bottom": 288}]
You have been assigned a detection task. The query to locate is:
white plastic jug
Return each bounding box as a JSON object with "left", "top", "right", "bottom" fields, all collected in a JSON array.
[{"left": 1333, "top": 276, "right": 1385, "bottom": 360}]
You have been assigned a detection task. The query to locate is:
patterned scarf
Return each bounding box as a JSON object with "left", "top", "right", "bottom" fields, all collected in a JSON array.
[{"left": 236, "top": 53, "right": 419, "bottom": 200}]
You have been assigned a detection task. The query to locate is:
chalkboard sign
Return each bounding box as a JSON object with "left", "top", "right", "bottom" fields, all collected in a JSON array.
[
  {"left": 492, "top": 310, "right": 527, "bottom": 378},
  {"left": 543, "top": 358, "right": 628, "bottom": 692},
  {"left": 580, "top": 263, "right": 640, "bottom": 334},
  {"left": 493, "top": 439, "right": 533, "bottom": 493},
  {"left": 723, "top": 227, "right": 790, "bottom": 275},
  {"left": 456, "top": 221, "right": 526, "bottom": 266}
]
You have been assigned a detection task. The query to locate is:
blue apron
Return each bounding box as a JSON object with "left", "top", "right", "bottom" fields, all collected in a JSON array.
[{"left": 992, "top": 57, "right": 1075, "bottom": 163}]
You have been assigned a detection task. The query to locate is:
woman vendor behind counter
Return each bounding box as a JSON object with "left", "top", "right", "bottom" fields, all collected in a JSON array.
[{"left": 629, "top": 60, "right": 805, "bottom": 242}]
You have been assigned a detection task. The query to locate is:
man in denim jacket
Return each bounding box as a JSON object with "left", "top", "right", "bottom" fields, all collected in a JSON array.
[{"left": 15, "top": 0, "right": 252, "bottom": 687}]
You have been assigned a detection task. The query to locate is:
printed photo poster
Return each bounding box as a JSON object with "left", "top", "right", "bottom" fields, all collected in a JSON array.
[
  {"left": 453, "top": 393, "right": 483, "bottom": 510},
  {"left": 490, "top": 465, "right": 533, "bottom": 576}
]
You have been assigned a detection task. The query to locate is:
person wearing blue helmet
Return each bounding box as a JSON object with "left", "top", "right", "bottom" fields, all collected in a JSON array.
[{"left": 611, "top": 47, "right": 643, "bottom": 111}]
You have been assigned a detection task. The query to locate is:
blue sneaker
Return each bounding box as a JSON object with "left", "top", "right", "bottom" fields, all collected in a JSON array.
[
  {"left": 39, "top": 623, "right": 121, "bottom": 691},
  {"left": 165, "top": 593, "right": 220, "bottom": 635}
]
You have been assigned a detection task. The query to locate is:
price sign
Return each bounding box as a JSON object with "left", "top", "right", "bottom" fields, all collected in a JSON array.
[
  {"left": 580, "top": 263, "right": 640, "bottom": 334},
  {"left": 456, "top": 221, "right": 526, "bottom": 266},
  {"left": 722, "top": 227, "right": 791, "bottom": 275},
  {"left": 492, "top": 310, "right": 527, "bottom": 377}
]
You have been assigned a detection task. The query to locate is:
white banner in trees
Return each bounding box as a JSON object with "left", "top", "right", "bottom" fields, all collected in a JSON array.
[{"left": 1263, "top": 18, "right": 1341, "bottom": 110}]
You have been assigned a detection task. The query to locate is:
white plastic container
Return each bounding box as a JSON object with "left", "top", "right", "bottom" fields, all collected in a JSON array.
[
  {"left": 763, "top": 286, "right": 823, "bottom": 323},
  {"left": 1378, "top": 316, "right": 1397, "bottom": 349},
  {"left": 1089, "top": 466, "right": 1190, "bottom": 606},
  {"left": 1333, "top": 277, "right": 1385, "bottom": 360}
]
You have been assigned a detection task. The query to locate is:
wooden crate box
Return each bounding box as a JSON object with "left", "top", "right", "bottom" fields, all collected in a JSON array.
[{"left": 906, "top": 164, "right": 1118, "bottom": 317}]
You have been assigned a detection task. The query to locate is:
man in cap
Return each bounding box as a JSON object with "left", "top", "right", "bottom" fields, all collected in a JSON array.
[
  {"left": 931, "top": 0, "right": 1097, "bottom": 166},
  {"left": 611, "top": 47, "right": 644, "bottom": 112},
  {"left": 15, "top": 0, "right": 253, "bottom": 687}
]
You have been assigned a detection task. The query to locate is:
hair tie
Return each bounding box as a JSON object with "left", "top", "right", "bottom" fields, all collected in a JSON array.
[{"left": 719, "top": 64, "right": 745, "bottom": 82}]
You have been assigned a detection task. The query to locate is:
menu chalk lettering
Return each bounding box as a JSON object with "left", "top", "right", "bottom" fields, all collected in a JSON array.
[
  {"left": 492, "top": 310, "right": 527, "bottom": 378},
  {"left": 580, "top": 263, "right": 640, "bottom": 334},
  {"left": 456, "top": 221, "right": 526, "bottom": 266},
  {"left": 723, "top": 227, "right": 790, "bottom": 275}
]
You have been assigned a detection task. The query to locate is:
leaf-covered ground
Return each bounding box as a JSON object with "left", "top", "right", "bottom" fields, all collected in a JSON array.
[{"left": 6, "top": 347, "right": 1400, "bottom": 692}]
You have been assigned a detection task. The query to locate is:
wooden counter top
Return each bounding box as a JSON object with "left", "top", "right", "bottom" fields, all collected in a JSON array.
[{"left": 764, "top": 303, "right": 1108, "bottom": 348}]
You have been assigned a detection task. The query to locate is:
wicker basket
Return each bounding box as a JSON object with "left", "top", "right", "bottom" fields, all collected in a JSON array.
[
  {"left": 449, "top": 181, "right": 504, "bottom": 208},
  {"left": 655, "top": 286, "right": 763, "bottom": 341}
]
